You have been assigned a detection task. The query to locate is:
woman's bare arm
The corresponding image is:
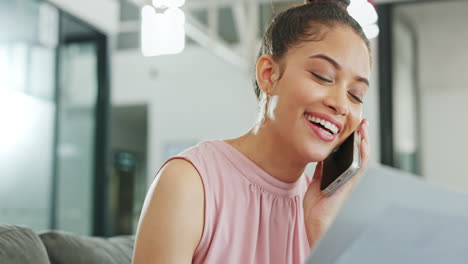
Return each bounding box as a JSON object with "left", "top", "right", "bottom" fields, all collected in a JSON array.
[{"left": 133, "top": 159, "right": 204, "bottom": 264}]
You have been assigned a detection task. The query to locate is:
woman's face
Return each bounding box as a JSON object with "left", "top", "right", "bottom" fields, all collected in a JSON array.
[{"left": 264, "top": 25, "right": 371, "bottom": 162}]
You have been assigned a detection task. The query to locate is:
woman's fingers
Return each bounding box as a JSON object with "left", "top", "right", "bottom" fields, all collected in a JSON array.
[{"left": 359, "top": 119, "right": 370, "bottom": 165}]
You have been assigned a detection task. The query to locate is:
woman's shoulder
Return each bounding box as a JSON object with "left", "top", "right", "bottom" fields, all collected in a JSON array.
[
  {"left": 133, "top": 158, "right": 204, "bottom": 263},
  {"left": 154, "top": 158, "right": 204, "bottom": 197},
  {"left": 178, "top": 140, "right": 223, "bottom": 155},
  {"left": 172, "top": 140, "right": 228, "bottom": 164},
  {"left": 161, "top": 158, "right": 200, "bottom": 177}
]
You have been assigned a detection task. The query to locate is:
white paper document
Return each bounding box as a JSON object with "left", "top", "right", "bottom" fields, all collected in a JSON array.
[{"left": 334, "top": 206, "right": 468, "bottom": 264}]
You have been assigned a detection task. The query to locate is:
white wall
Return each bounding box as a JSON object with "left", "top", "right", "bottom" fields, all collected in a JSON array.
[
  {"left": 114, "top": 47, "right": 258, "bottom": 181},
  {"left": 396, "top": 1, "right": 468, "bottom": 192}
]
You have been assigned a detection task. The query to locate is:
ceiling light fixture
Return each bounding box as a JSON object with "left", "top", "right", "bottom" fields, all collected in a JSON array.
[
  {"left": 141, "top": 1, "right": 186, "bottom": 57},
  {"left": 348, "top": 0, "right": 379, "bottom": 39}
]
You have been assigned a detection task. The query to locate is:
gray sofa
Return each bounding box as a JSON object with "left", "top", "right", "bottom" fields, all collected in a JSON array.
[{"left": 0, "top": 224, "right": 134, "bottom": 264}]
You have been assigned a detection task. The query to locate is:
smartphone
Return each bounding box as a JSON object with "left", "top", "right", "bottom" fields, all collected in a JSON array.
[{"left": 320, "top": 131, "right": 361, "bottom": 196}]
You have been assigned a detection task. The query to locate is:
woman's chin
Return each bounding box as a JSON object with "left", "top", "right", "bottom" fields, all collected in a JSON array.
[
  {"left": 302, "top": 149, "right": 330, "bottom": 163},
  {"left": 300, "top": 137, "right": 337, "bottom": 160}
]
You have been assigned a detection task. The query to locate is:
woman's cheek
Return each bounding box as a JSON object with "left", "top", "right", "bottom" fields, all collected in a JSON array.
[{"left": 350, "top": 105, "right": 363, "bottom": 127}]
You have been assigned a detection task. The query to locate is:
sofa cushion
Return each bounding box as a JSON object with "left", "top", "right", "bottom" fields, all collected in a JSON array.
[
  {"left": 39, "top": 231, "right": 134, "bottom": 264},
  {"left": 0, "top": 224, "right": 50, "bottom": 264}
]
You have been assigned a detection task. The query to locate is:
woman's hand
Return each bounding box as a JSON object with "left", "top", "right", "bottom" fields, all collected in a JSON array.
[{"left": 303, "top": 119, "right": 370, "bottom": 248}]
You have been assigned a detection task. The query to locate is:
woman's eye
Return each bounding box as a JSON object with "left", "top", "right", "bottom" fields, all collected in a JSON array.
[
  {"left": 311, "top": 72, "right": 332, "bottom": 83},
  {"left": 348, "top": 91, "right": 364, "bottom": 104}
]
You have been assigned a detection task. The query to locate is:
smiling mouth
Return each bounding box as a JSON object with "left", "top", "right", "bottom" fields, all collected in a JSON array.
[{"left": 304, "top": 114, "right": 340, "bottom": 135}]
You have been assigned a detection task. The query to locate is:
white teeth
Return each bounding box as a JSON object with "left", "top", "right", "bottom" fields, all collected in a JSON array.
[{"left": 305, "top": 114, "right": 339, "bottom": 135}]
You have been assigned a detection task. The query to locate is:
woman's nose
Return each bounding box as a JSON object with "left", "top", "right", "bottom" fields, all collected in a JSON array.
[{"left": 323, "top": 89, "right": 348, "bottom": 116}]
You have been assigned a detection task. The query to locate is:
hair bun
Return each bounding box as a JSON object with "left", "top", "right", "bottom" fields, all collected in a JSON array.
[{"left": 305, "top": 0, "right": 350, "bottom": 9}]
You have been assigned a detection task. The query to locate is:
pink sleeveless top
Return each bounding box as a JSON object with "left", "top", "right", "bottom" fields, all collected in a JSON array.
[{"left": 167, "top": 140, "right": 311, "bottom": 264}]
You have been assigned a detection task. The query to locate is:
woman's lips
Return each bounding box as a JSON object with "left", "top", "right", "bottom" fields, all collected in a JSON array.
[
  {"left": 305, "top": 116, "right": 336, "bottom": 142},
  {"left": 304, "top": 111, "right": 342, "bottom": 133}
]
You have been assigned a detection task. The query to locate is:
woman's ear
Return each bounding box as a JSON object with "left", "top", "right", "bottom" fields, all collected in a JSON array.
[{"left": 256, "top": 55, "right": 280, "bottom": 95}]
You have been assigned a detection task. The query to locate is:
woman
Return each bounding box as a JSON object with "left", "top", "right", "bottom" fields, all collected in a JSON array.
[{"left": 133, "top": 0, "right": 371, "bottom": 263}]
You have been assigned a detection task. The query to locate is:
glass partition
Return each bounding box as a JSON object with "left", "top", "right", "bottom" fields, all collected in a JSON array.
[
  {"left": 0, "top": 0, "right": 57, "bottom": 230},
  {"left": 0, "top": 0, "right": 110, "bottom": 235}
]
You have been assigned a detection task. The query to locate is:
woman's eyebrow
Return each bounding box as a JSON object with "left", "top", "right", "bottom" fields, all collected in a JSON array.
[
  {"left": 356, "top": 76, "right": 369, "bottom": 86},
  {"left": 309, "top": 54, "right": 341, "bottom": 69},
  {"left": 309, "top": 54, "right": 369, "bottom": 86}
]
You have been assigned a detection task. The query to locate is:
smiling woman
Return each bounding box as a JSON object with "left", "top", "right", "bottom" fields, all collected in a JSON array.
[{"left": 133, "top": 1, "right": 371, "bottom": 264}]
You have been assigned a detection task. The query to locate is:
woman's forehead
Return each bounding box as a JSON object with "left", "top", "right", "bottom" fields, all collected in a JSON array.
[{"left": 287, "top": 28, "right": 371, "bottom": 74}]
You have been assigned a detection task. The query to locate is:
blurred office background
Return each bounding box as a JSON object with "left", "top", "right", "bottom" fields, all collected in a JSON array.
[{"left": 0, "top": 0, "right": 467, "bottom": 237}]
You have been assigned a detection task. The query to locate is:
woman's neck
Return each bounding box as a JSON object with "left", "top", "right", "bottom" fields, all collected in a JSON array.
[{"left": 225, "top": 123, "right": 308, "bottom": 183}]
